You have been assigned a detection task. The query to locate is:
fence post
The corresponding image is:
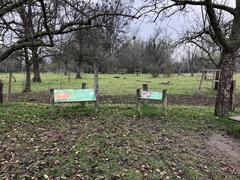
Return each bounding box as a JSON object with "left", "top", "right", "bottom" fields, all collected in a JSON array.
[
  {"left": 142, "top": 84, "right": 148, "bottom": 91},
  {"left": 94, "top": 57, "right": 99, "bottom": 110},
  {"left": 81, "top": 82, "right": 87, "bottom": 107},
  {"left": 49, "top": 88, "right": 55, "bottom": 114},
  {"left": 136, "top": 88, "right": 141, "bottom": 113},
  {"left": 7, "top": 72, "right": 12, "bottom": 102},
  {"left": 162, "top": 89, "right": 168, "bottom": 116},
  {"left": 199, "top": 72, "right": 204, "bottom": 91},
  {"left": 68, "top": 73, "right": 71, "bottom": 82},
  {"left": 0, "top": 80, "right": 3, "bottom": 104},
  {"left": 142, "top": 84, "right": 148, "bottom": 104}
]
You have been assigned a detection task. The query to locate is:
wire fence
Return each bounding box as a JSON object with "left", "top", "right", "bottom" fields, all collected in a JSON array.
[
  {"left": 0, "top": 71, "right": 217, "bottom": 104},
  {"left": 3, "top": 72, "right": 91, "bottom": 89}
]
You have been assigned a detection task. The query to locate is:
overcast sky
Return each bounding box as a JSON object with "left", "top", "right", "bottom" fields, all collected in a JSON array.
[
  {"left": 129, "top": 0, "right": 236, "bottom": 61},
  {"left": 131, "top": 0, "right": 236, "bottom": 40}
]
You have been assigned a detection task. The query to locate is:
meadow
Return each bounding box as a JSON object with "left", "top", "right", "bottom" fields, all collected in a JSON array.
[
  {"left": 0, "top": 72, "right": 227, "bottom": 96},
  {"left": 1, "top": 73, "right": 240, "bottom": 179}
]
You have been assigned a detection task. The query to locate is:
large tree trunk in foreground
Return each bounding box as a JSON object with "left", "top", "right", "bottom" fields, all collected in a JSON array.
[
  {"left": 23, "top": 48, "right": 31, "bottom": 93},
  {"left": 32, "top": 61, "right": 41, "bottom": 82},
  {"left": 76, "top": 62, "right": 82, "bottom": 79},
  {"left": 32, "top": 48, "right": 41, "bottom": 82},
  {"left": 215, "top": 52, "right": 236, "bottom": 117}
]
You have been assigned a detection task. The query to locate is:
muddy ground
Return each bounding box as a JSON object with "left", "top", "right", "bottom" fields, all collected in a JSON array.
[{"left": 5, "top": 91, "right": 238, "bottom": 106}]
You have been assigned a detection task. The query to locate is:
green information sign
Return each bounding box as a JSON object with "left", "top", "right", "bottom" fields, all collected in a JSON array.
[
  {"left": 140, "top": 91, "right": 163, "bottom": 100},
  {"left": 54, "top": 89, "right": 96, "bottom": 103}
]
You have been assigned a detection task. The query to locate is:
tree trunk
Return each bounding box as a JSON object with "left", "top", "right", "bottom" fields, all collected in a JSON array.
[
  {"left": 189, "top": 60, "right": 194, "bottom": 77},
  {"left": 18, "top": 58, "right": 23, "bottom": 72},
  {"left": 64, "top": 62, "right": 68, "bottom": 76},
  {"left": 76, "top": 62, "right": 82, "bottom": 79},
  {"left": 152, "top": 73, "right": 159, "bottom": 78},
  {"left": 215, "top": 52, "right": 236, "bottom": 117},
  {"left": 32, "top": 48, "right": 41, "bottom": 82},
  {"left": 214, "top": 70, "right": 220, "bottom": 90},
  {"left": 190, "top": 65, "right": 193, "bottom": 77},
  {"left": 32, "top": 61, "right": 41, "bottom": 82},
  {"left": 203, "top": 71, "right": 207, "bottom": 80},
  {"left": 23, "top": 48, "right": 31, "bottom": 93}
]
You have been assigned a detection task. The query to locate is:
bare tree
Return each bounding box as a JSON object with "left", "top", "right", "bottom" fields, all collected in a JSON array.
[
  {"left": 0, "top": 0, "right": 142, "bottom": 92},
  {"left": 0, "top": 0, "right": 141, "bottom": 62},
  {"left": 180, "top": 46, "right": 197, "bottom": 77},
  {"left": 143, "top": 0, "right": 240, "bottom": 117},
  {"left": 146, "top": 29, "right": 174, "bottom": 77}
]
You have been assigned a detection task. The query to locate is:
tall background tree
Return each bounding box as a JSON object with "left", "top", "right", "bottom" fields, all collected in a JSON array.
[{"left": 0, "top": 0, "right": 140, "bottom": 91}]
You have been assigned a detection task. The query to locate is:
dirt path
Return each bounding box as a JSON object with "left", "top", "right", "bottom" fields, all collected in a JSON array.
[{"left": 208, "top": 134, "right": 240, "bottom": 170}]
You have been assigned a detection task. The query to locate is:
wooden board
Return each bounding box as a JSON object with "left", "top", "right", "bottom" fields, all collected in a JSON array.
[
  {"left": 140, "top": 91, "right": 163, "bottom": 100},
  {"left": 229, "top": 116, "right": 240, "bottom": 122},
  {"left": 54, "top": 89, "right": 96, "bottom": 103}
]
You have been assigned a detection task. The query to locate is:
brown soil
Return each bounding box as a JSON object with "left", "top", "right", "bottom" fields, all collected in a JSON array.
[
  {"left": 4, "top": 91, "right": 224, "bottom": 106},
  {"left": 207, "top": 134, "right": 240, "bottom": 170}
]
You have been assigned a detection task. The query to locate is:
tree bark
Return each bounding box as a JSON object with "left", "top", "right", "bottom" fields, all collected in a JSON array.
[
  {"left": 23, "top": 48, "right": 31, "bottom": 93},
  {"left": 203, "top": 71, "right": 207, "bottom": 80},
  {"left": 18, "top": 58, "right": 23, "bottom": 72},
  {"left": 76, "top": 62, "right": 82, "bottom": 79},
  {"left": 214, "top": 70, "right": 220, "bottom": 90},
  {"left": 32, "top": 47, "right": 41, "bottom": 82},
  {"left": 215, "top": 52, "right": 236, "bottom": 117},
  {"left": 32, "top": 61, "right": 41, "bottom": 82}
]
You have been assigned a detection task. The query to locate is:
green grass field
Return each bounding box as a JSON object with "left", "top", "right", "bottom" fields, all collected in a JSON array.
[
  {"left": 1, "top": 103, "right": 240, "bottom": 179},
  {"left": 0, "top": 72, "right": 236, "bottom": 96},
  {"left": 1, "top": 73, "right": 240, "bottom": 179}
]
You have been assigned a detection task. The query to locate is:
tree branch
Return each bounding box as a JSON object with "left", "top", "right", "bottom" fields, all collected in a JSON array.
[{"left": 171, "top": 0, "right": 235, "bottom": 15}]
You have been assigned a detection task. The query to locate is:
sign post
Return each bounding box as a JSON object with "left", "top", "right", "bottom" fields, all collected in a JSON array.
[
  {"left": 137, "top": 84, "right": 167, "bottom": 115},
  {"left": 94, "top": 57, "right": 99, "bottom": 110},
  {"left": 81, "top": 82, "right": 87, "bottom": 107}
]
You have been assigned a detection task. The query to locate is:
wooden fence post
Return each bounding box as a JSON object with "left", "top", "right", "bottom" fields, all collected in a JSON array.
[
  {"left": 7, "top": 72, "right": 12, "bottom": 102},
  {"left": 50, "top": 88, "right": 55, "bottom": 114},
  {"left": 68, "top": 73, "right": 71, "bottom": 82},
  {"left": 136, "top": 88, "right": 141, "bottom": 113},
  {"left": 230, "top": 80, "right": 236, "bottom": 112},
  {"left": 94, "top": 57, "right": 99, "bottom": 110},
  {"left": 81, "top": 82, "right": 87, "bottom": 107},
  {"left": 0, "top": 80, "right": 3, "bottom": 104},
  {"left": 199, "top": 72, "right": 204, "bottom": 91},
  {"left": 162, "top": 89, "right": 168, "bottom": 115},
  {"left": 142, "top": 84, "right": 148, "bottom": 91},
  {"left": 142, "top": 84, "right": 148, "bottom": 104}
]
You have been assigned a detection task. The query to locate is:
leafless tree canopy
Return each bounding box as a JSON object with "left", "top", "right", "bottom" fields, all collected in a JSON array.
[{"left": 0, "top": 0, "right": 141, "bottom": 62}]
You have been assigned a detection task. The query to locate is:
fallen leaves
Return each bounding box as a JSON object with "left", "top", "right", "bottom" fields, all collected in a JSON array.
[{"left": 1, "top": 104, "right": 240, "bottom": 179}]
